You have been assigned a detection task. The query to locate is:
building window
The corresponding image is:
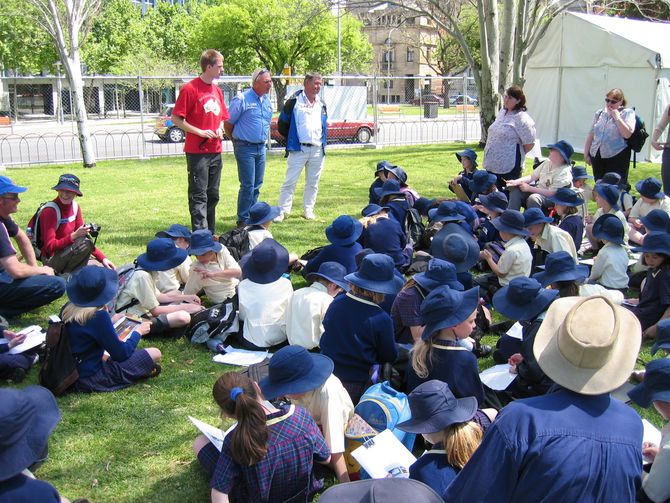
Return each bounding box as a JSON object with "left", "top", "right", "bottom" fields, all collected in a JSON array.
[
  {"left": 383, "top": 80, "right": 394, "bottom": 89},
  {"left": 407, "top": 49, "right": 414, "bottom": 62}
]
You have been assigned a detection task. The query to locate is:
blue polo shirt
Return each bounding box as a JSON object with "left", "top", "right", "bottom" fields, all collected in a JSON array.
[
  {"left": 227, "top": 88, "right": 273, "bottom": 143},
  {"left": 0, "top": 474, "right": 61, "bottom": 502},
  {"left": 0, "top": 216, "right": 18, "bottom": 283}
]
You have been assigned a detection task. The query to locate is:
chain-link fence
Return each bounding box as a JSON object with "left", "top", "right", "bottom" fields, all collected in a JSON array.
[{"left": 0, "top": 74, "right": 481, "bottom": 167}]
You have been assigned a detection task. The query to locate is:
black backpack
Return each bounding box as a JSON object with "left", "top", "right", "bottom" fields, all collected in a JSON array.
[
  {"left": 186, "top": 296, "right": 238, "bottom": 344},
  {"left": 627, "top": 110, "right": 649, "bottom": 153},
  {"left": 218, "top": 227, "right": 251, "bottom": 262},
  {"left": 403, "top": 207, "right": 425, "bottom": 245},
  {"left": 39, "top": 317, "right": 79, "bottom": 396},
  {"left": 26, "top": 200, "right": 79, "bottom": 260}
]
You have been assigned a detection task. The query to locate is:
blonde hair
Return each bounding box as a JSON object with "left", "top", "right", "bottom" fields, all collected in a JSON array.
[
  {"left": 349, "top": 284, "right": 385, "bottom": 305},
  {"left": 61, "top": 303, "right": 100, "bottom": 325},
  {"left": 443, "top": 421, "right": 482, "bottom": 469},
  {"left": 410, "top": 335, "right": 436, "bottom": 379},
  {"left": 360, "top": 211, "right": 388, "bottom": 229}
]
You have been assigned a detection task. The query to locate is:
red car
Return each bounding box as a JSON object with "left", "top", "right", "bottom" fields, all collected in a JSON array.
[{"left": 270, "top": 117, "right": 376, "bottom": 145}]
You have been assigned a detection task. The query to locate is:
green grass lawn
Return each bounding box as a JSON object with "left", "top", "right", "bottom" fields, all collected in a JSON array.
[{"left": 3, "top": 144, "right": 665, "bottom": 502}]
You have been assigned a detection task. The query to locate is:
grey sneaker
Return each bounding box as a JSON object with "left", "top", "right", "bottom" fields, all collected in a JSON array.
[
  {"left": 273, "top": 212, "right": 286, "bottom": 223},
  {"left": 304, "top": 210, "right": 316, "bottom": 220}
]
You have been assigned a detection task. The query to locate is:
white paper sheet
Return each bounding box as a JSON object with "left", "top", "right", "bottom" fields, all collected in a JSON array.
[
  {"left": 504, "top": 322, "right": 524, "bottom": 340},
  {"left": 188, "top": 416, "right": 236, "bottom": 452},
  {"left": 480, "top": 364, "right": 516, "bottom": 390},
  {"left": 0, "top": 325, "right": 46, "bottom": 355},
  {"left": 351, "top": 429, "right": 417, "bottom": 479},
  {"left": 642, "top": 419, "right": 663, "bottom": 464},
  {"left": 212, "top": 346, "right": 269, "bottom": 366}
]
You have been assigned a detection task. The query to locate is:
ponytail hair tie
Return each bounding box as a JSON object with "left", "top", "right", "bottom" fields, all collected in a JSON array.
[{"left": 230, "top": 387, "right": 244, "bottom": 402}]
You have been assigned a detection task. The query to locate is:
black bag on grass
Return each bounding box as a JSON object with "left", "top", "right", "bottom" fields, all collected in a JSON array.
[
  {"left": 186, "top": 297, "right": 238, "bottom": 344},
  {"left": 39, "top": 317, "right": 78, "bottom": 396}
]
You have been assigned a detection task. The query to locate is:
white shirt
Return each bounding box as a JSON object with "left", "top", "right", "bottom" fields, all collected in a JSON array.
[
  {"left": 247, "top": 227, "right": 273, "bottom": 250},
  {"left": 578, "top": 284, "right": 624, "bottom": 304},
  {"left": 533, "top": 160, "right": 572, "bottom": 191},
  {"left": 183, "top": 249, "right": 240, "bottom": 303},
  {"left": 116, "top": 270, "right": 161, "bottom": 316},
  {"left": 286, "top": 282, "right": 334, "bottom": 349},
  {"left": 497, "top": 235, "right": 532, "bottom": 286},
  {"left": 238, "top": 277, "right": 293, "bottom": 347},
  {"left": 588, "top": 242, "right": 629, "bottom": 289},
  {"left": 535, "top": 224, "right": 578, "bottom": 261},
  {"left": 629, "top": 197, "right": 670, "bottom": 220},
  {"left": 154, "top": 256, "right": 192, "bottom": 293},
  {"left": 294, "top": 91, "right": 323, "bottom": 146},
  {"left": 593, "top": 207, "right": 630, "bottom": 236}
]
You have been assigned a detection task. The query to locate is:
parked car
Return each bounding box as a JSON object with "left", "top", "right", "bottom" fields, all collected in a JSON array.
[
  {"left": 449, "top": 95, "right": 479, "bottom": 106},
  {"left": 410, "top": 94, "right": 445, "bottom": 105},
  {"left": 270, "top": 117, "right": 376, "bottom": 145},
  {"left": 154, "top": 104, "right": 185, "bottom": 143}
]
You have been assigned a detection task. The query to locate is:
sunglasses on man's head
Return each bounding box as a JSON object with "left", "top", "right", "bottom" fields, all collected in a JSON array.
[{"left": 604, "top": 98, "right": 620, "bottom": 104}]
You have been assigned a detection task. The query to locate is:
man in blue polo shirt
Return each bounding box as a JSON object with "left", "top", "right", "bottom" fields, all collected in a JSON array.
[
  {"left": 0, "top": 176, "right": 65, "bottom": 318},
  {"left": 224, "top": 69, "right": 273, "bottom": 227}
]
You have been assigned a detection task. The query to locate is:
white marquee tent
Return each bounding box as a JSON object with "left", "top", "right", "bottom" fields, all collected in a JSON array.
[{"left": 524, "top": 12, "right": 670, "bottom": 163}]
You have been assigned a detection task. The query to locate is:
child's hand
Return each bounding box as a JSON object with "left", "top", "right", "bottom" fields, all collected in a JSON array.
[
  {"left": 136, "top": 321, "right": 152, "bottom": 336},
  {"left": 480, "top": 249, "right": 492, "bottom": 261},
  {"left": 643, "top": 442, "right": 659, "bottom": 462},
  {"left": 182, "top": 294, "right": 201, "bottom": 305},
  {"left": 6, "top": 332, "right": 26, "bottom": 349}
]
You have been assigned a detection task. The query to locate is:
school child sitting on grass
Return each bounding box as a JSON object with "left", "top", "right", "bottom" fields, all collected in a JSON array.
[
  {"left": 369, "top": 160, "right": 392, "bottom": 205},
  {"left": 183, "top": 230, "right": 240, "bottom": 304},
  {"left": 260, "top": 346, "right": 354, "bottom": 483},
  {"left": 546, "top": 187, "right": 585, "bottom": 252},
  {"left": 473, "top": 191, "right": 507, "bottom": 249},
  {"left": 602, "top": 171, "right": 635, "bottom": 216},
  {"left": 384, "top": 165, "right": 420, "bottom": 206},
  {"left": 524, "top": 207, "right": 577, "bottom": 268},
  {"left": 467, "top": 170, "right": 498, "bottom": 204},
  {"left": 449, "top": 148, "right": 478, "bottom": 202},
  {"left": 375, "top": 179, "right": 411, "bottom": 228},
  {"left": 359, "top": 204, "right": 408, "bottom": 270},
  {"left": 64, "top": 266, "right": 162, "bottom": 392},
  {"left": 587, "top": 214, "right": 629, "bottom": 293},
  {"left": 586, "top": 182, "right": 629, "bottom": 252},
  {"left": 246, "top": 202, "right": 301, "bottom": 267},
  {"left": 629, "top": 177, "right": 670, "bottom": 245},
  {"left": 0, "top": 319, "right": 38, "bottom": 383},
  {"left": 304, "top": 215, "right": 363, "bottom": 275},
  {"left": 154, "top": 224, "right": 192, "bottom": 293}
]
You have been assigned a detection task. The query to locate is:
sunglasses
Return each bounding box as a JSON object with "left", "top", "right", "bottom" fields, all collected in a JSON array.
[
  {"left": 604, "top": 98, "right": 620, "bottom": 104},
  {"left": 0, "top": 194, "right": 19, "bottom": 200}
]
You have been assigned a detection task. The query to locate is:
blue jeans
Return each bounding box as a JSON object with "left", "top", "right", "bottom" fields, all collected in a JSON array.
[
  {"left": 0, "top": 273, "right": 66, "bottom": 317},
  {"left": 234, "top": 142, "right": 266, "bottom": 222}
]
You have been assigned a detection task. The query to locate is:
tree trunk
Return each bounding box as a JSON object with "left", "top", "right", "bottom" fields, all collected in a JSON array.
[
  {"left": 274, "top": 80, "right": 288, "bottom": 112},
  {"left": 500, "top": 0, "right": 517, "bottom": 91},
  {"left": 63, "top": 52, "right": 96, "bottom": 167}
]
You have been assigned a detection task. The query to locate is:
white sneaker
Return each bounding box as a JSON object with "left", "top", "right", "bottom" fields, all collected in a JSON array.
[
  {"left": 304, "top": 210, "right": 316, "bottom": 220},
  {"left": 273, "top": 212, "right": 286, "bottom": 223}
]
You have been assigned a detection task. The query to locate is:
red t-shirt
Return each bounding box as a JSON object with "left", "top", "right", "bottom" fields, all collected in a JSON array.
[{"left": 172, "top": 77, "right": 229, "bottom": 154}]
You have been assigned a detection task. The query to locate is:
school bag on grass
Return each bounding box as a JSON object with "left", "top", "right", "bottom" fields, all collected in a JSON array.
[
  {"left": 107, "top": 263, "right": 141, "bottom": 313},
  {"left": 39, "top": 315, "right": 79, "bottom": 396},
  {"left": 186, "top": 296, "right": 239, "bottom": 344},
  {"left": 403, "top": 207, "right": 425, "bottom": 246}
]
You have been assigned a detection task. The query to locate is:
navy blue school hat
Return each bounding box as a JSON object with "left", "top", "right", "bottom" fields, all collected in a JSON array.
[
  {"left": 375, "top": 160, "right": 395, "bottom": 174},
  {"left": 431, "top": 222, "right": 480, "bottom": 273},
  {"left": 628, "top": 358, "right": 670, "bottom": 408},
  {"left": 413, "top": 197, "right": 436, "bottom": 217},
  {"left": 397, "top": 379, "right": 477, "bottom": 434},
  {"left": 361, "top": 204, "right": 387, "bottom": 217},
  {"left": 0, "top": 175, "right": 27, "bottom": 196},
  {"left": 636, "top": 177, "right": 665, "bottom": 200},
  {"left": 0, "top": 386, "right": 61, "bottom": 481},
  {"left": 601, "top": 172, "right": 623, "bottom": 187},
  {"left": 478, "top": 191, "right": 508, "bottom": 213},
  {"left": 188, "top": 229, "right": 223, "bottom": 256},
  {"left": 455, "top": 148, "right": 478, "bottom": 167},
  {"left": 572, "top": 165, "right": 593, "bottom": 180},
  {"left": 492, "top": 209, "right": 530, "bottom": 237},
  {"left": 523, "top": 207, "right": 553, "bottom": 227},
  {"left": 420, "top": 286, "right": 480, "bottom": 341},
  {"left": 428, "top": 201, "right": 465, "bottom": 223},
  {"left": 592, "top": 213, "right": 625, "bottom": 245},
  {"left": 533, "top": 251, "right": 589, "bottom": 287},
  {"left": 246, "top": 202, "right": 281, "bottom": 226},
  {"left": 240, "top": 238, "right": 289, "bottom": 284},
  {"left": 631, "top": 231, "right": 670, "bottom": 256},
  {"left": 345, "top": 253, "right": 399, "bottom": 295},
  {"left": 547, "top": 187, "right": 585, "bottom": 207},
  {"left": 52, "top": 173, "right": 83, "bottom": 196},
  {"left": 156, "top": 224, "right": 191, "bottom": 240},
  {"left": 468, "top": 170, "right": 497, "bottom": 194},
  {"left": 593, "top": 183, "right": 620, "bottom": 209},
  {"left": 453, "top": 201, "right": 478, "bottom": 228},
  {"left": 493, "top": 277, "right": 559, "bottom": 321},
  {"left": 66, "top": 265, "right": 118, "bottom": 307},
  {"left": 137, "top": 238, "right": 188, "bottom": 272},
  {"left": 641, "top": 209, "right": 670, "bottom": 232},
  {"left": 547, "top": 140, "right": 574, "bottom": 164},
  {"left": 374, "top": 179, "right": 404, "bottom": 200},
  {"left": 651, "top": 319, "right": 670, "bottom": 356},
  {"left": 305, "top": 261, "right": 349, "bottom": 292},
  {"left": 259, "top": 346, "right": 334, "bottom": 399},
  {"left": 386, "top": 165, "right": 408, "bottom": 185},
  {"left": 319, "top": 479, "right": 443, "bottom": 503},
  {"left": 326, "top": 215, "right": 363, "bottom": 246},
  {"left": 413, "top": 258, "right": 463, "bottom": 292}
]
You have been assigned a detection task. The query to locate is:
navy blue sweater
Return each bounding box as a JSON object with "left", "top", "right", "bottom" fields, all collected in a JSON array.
[
  {"left": 304, "top": 242, "right": 363, "bottom": 275},
  {"left": 360, "top": 217, "right": 408, "bottom": 267}
]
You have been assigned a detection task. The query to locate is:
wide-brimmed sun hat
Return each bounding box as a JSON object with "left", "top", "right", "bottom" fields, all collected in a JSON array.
[
  {"left": 319, "top": 479, "right": 443, "bottom": 503},
  {"left": 533, "top": 251, "right": 590, "bottom": 286},
  {"left": 136, "top": 238, "right": 188, "bottom": 272},
  {"left": 66, "top": 265, "right": 118, "bottom": 307},
  {"left": 523, "top": 207, "right": 553, "bottom": 227},
  {"left": 547, "top": 187, "right": 585, "bottom": 207},
  {"left": 601, "top": 172, "right": 623, "bottom": 188},
  {"left": 0, "top": 385, "right": 61, "bottom": 482},
  {"left": 246, "top": 202, "right": 281, "bottom": 226},
  {"left": 375, "top": 160, "right": 395, "bottom": 174},
  {"left": 240, "top": 238, "right": 289, "bottom": 284},
  {"left": 478, "top": 192, "right": 508, "bottom": 213},
  {"left": 397, "top": 379, "right": 477, "bottom": 434},
  {"left": 592, "top": 213, "right": 625, "bottom": 245},
  {"left": 0, "top": 175, "right": 27, "bottom": 195},
  {"left": 374, "top": 179, "right": 405, "bottom": 200},
  {"left": 455, "top": 148, "right": 478, "bottom": 167},
  {"left": 650, "top": 318, "right": 670, "bottom": 356},
  {"left": 305, "top": 261, "right": 349, "bottom": 291},
  {"left": 572, "top": 165, "right": 593, "bottom": 180},
  {"left": 155, "top": 224, "right": 191, "bottom": 240},
  {"left": 325, "top": 215, "right": 363, "bottom": 246},
  {"left": 386, "top": 166, "right": 408, "bottom": 185},
  {"left": 628, "top": 358, "right": 670, "bottom": 408},
  {"left": 413, "top": 258, "right": 463, "bottom": 292},
  {"left": 259, "top": 346, "right": 334, "bottom": 399},
  {"left": 547, "top": 140, "right": 574, "bottom": 164},
  {"left": 533, "top": 296, "right": 641, "bottom": 394},
  {"left": 491, "top": 209, "right": 530, "bottom": 237},
  {"left": 345, "top": 253, "right": 399, "bottom": 295},
  {"left": 428, "top": 201, "right": 465, "bottom": 223},
  {"left": 641, "top": 209, "right": 670, "bottom": 232},
  {"left": 631, "top": 231, "right": 670, "bottom": 255},
  {"left": 420, "top": 286, "right": 480, "bottom": 341},
  {"left": 413, "top": 197, "right": 436, "bottom": 217},
  {"left": 52, "top": 173, "right": 83, "bottom": 196},
  {"left": 468, "top": 170, "right": 497, "bottom": 194},
  {"left": 431, "top": 223, "right": 480, "bottom": 273},
  {"left": 636, "top": 177, "right": 665, "bottom": 200},
  {"left": 188, "top": 229, "right": 223, "bottom": 256},
  {"left": 493, "top": 277, "right": 559, "bottom": 321},
  {"left": 361, "top": 204, "right": 388, "bottom": 218},
  {"left": 593, "top": 183, "right": 620, "bottom": 209}
]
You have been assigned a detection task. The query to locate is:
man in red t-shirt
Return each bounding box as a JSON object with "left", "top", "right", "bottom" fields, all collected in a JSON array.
[{"left": 172, "top": 49, "right": 230, "bottom": 233}]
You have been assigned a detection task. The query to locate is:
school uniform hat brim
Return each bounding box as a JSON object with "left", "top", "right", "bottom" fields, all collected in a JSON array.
[
  {"left": 240, "top": 238, "right": 289, "bottom": 284},
  {"left": 547, "top": 140, "right": 574, "bottom": 164},
  {"left": 455, "top": 148, "right": 478, "bottom": 167},
  {"left": 493, "top": 277, "right": 559, "bottom": 321},
  {"left": 188, "top": 229, "right": 223, "bottom": 256},
  {"left": 374, "top": 180, "right": 404, "bottom": 200},
  {"left": 66, "top": 265, "right": 119, "bottom": 307},
  {"left": 375, "top": 160, "right": 395, "bottom": 174},
  {"left": 650, "top": 319, "right": 670, "bottom": 356},
  {"left": 636, "top": 178, "right": 664, "bottom": 200},
  {"left": 421, "top": 286, "right": 480, "bottom": 341},
  {"left": 523, "top": 208, "right": 553, "bottom": 226},
  {"left": 641, "top": 210, "right": 670, "bottom": 232},
  {"left": 593, "top": 183, "right": 620, "bottom": 210},
  {"left": 397, "top": 379, "right": 477, "bottom": 434},
  {"left": 478, "top": 192, "right": 508, "bottom": 213},
  {"left": 345, "top": 253, "right": 398, "bottom": 295},
  {"left": 0, "top": 385, "right": 61, "bottom": 481},
  {"left": 413, "top": 197, "right": 435, "bottom": 217},
  {"left": 137, "top": 238, "right": 189, "bottom": 271},
  {"left": 428, "top": 203, "right": 465, "bottom": 223},
  {"left": 361, "top": 204, "right": 387, "bottom": 217},
  {"left": 305, "top": 261, "right": 349, "bottom": 292},
  {"left": 547, "top": 188, "right": 585, "bottom": 207},
  {"left": 246, "top": 202, "right": 281, "bottom": 226},
  {"left": 628, "top": 358, "right": 670, "bottom": 408},
  {"left": 325, "top": 215, "right": 363, "bottom": 246},
  {"left": 318, "top": 478, "right": 444, "bottom": 503},
  {"left": 386, "top": 166, "right": 408, "bottom": 185},
  {"left": 0, "top": 175, "right": 27, "bottom": 195},
  {"left": 431, "top": 223, "right": 480, "bottom": 273},
  {"left": 468, "top": 171, "right": 498, "bottom": 193},
  {"left": 571, "top": 166, "right": 593, "bottom": 180},
  {"left": 259, "top": 346, "right": 334, "bottom": 399},
  {"left": 51, "top": 173, "right": 83, "bottom": 196},
  {"left": 533, "top": 296, "right": 641, "bottom": 395},
  {"left": 592, "top": 213, "right": 625, "bottom": 245},
  {"left": 532, "top": 251, "right": 589, "bottom": 287},
  {"left": 413, "top": 258, "right": 464, "bottom": 292},
  {"left": 155, "top": 224, "right": 191, "bottom": 240},
  {"left": 492, "top": 210, "right": 530, "bottom": 237},
  {"left": 631, "top": 232, "right": 670, "bottom": 255}
]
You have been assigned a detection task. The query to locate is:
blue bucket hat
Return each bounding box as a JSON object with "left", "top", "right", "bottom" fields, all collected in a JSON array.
[
  {"left": 52, "top": 173, "right": 83, "bottom": 196},
  {"left": 246, "top": 202, "right": 281, "bottom": 226},
  {"left": 345, "top": 253, "right": 399, "bottom": 295},
  {"left": 361, "top": 204, "right": 387, "bottom": 217},
  {"left": 631, "top": 231, "right": 670, "bottom": 255},
  {"left": 0, "top": 175, "right": 27, "bottom": 196},
  {"left": 305, "top": 261, "right": 349, "bottom": 292},
  {"left": 413, "top": 197, "right": 436, "bottom": 217},
  {"left": 493, "top": 277, "right": 559, "bottom": 321},
  {"left": 478, "top": 192, "right": 508, "bottom": 213},
  {"left": 259, "top": 346, "right": 334, "bottom": 399},
  {"left": 455, "top": 148, "right": 478, "bottom": 167},
  {"left": 240, "top": 238, "right": 289, "bottom": 284},
  {"left": 468, "top": 170, "right": 497, "bottom": 194},
  {"left": 492, "top": 210, "right": 530, "bottom": 237},
  {"left": 641, "top": 209, "right": 670, "bottom": 232},
  {"left": 319, "top": 479, "right": 443, "bottom": 503},
  {"left": 375, "top": 160, "right": 395, "bottom": 174},
  {"left": 547, "top": 187, "right": 585, "bottom": 207},
  {"left": 428, "top": 201, "right": 465, "bottom": 223},
  {"left": 628, "top": 358, "right": 670, "bottom": 408},
  {"left": 325, "top": 215, "right": 363, "bottom": 246},
  {"left": 420, "top": 285, "right": 480, "bottom": 341},
  {"left": 431, "top": 223, "right": 480, "bottom": 273},
  {"left": 636, "top": 177, "right": 665, "bottom": 200},
  {"left": 413, "top": 258, "right": 464, "bottom": 292},
  {"left": 533, "top": 251, "right": 590, "bottom": 286},
  {"left": 593, "top": 183, "right": 620, "bottom": 210},
  {"left": 592, "top": 213, "right": 625, "bottom": 245},
  {"left": 374, "top": 179, "right": 405, "bottom": 201},
  {"left": 386, "top": 166, "right": 408, "bottom": 185},
  {"left": 0, "top": 386, "right": 61, "bottom": 482},
  {"left": 188, "top": 229, "right": 223, "bottom": 256},
  {"left": 453, "top": 201, "right": 478, "bottom": 228},
  {"left": 547, "top": 140, "right": 574, "bottom": 164},
  {"left": 523, "top": 208, "right": 553, "bottom": 227},
  {"left": 571, "top": 165, "right": 593, "bottom": 181},
  {"left": 397, "top": 379, "right": 477, "bottom": 434},
  {"left": 651, "top": 319, "right": 670, "bottom": 356},
  {"left": 155, "top": 224, "right": 191, "bottom": 240},
  {"left": 66, "top": 265, "right": 118, "bottom": 307},
  {"left": 137, "top": 238, "right": 188, "bottom": 271},
  {"left": 601, "top": 172, "right": 623, "bottom": 188}
]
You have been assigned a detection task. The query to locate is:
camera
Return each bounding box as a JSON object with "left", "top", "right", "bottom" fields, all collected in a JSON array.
[{"left": 86, "top": 223, "right": 101, "bottom": 238}]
